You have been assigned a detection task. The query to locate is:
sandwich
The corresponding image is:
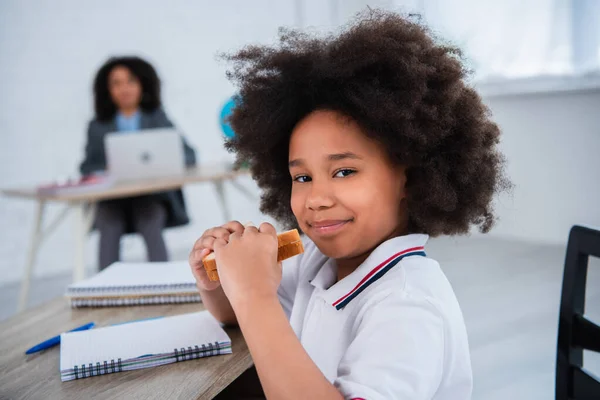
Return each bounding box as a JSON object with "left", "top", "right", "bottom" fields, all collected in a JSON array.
[{"left": 202, "top": 229, "right": 304, "bottom": 281}]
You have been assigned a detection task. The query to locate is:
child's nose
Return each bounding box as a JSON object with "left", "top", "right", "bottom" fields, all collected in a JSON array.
[{"left": 305, "top": 180, "right": 334, "bottom": 210}]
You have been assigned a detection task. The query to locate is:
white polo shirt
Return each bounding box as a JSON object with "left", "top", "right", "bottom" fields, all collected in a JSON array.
[{"left": 277, "top": 234, "right": 472, "bottom": 400}]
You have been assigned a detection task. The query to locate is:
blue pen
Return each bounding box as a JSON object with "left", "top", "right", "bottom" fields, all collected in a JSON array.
[{"left": 25, "top": 322, "right": 96, "bottom": 354}]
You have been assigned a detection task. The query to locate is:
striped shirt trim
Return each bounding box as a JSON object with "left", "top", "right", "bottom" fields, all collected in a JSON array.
[{"left": 332, "top": 247, "right": 426, "bottom": 310}]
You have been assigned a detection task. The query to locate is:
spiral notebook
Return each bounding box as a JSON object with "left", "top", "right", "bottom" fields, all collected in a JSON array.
[
  {"left": 65, "top": 261, "right": 200, "bottom": 307},
  {"left": 60, "top": 311, "right": 232, "bottom": 381}
]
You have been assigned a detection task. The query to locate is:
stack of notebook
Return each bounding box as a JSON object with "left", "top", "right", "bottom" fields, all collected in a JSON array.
[
  {"left": 65, "top": 261, "right": 200, "bottom": 307},
  {"left": 37, "top": 175, "right": 114, "bottom": 196},
  {"left": 60, "top": 311, "right": 232, "bottom": 381}
]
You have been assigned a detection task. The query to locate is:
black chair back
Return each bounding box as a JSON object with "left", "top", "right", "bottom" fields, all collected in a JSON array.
[{"left": 556, "top": 225, "right": 600, "bottom": 399}]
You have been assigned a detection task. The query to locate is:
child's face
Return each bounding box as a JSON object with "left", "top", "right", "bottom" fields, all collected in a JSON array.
[{"left": 289, "top": 110, "right": 408, "bottom": 260}]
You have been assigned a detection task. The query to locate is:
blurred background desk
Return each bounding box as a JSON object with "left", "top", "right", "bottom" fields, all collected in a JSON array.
[{"left": 1, "top": 163, "right": 252, "bottom": 312}]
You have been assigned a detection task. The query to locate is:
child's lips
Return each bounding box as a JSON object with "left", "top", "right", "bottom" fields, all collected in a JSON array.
[{"left": 308, "top": 219, "right": 352, "bottom": 235}]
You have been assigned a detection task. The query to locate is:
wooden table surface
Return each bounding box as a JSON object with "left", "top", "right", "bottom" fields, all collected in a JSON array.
[
  {"left": 0, "top": 163, "right": 249, "bottom": 203},
  {"left": 0, "top": 298, "right": 252, "bottom": 399}
]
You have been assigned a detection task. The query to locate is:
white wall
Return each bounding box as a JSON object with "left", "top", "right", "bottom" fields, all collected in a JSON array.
[
  {"left": 483, "top": 90, "right": 600, "bottom": 244},
  {"left": 1, "top": 1, "right": 599, "bottom": 284}
]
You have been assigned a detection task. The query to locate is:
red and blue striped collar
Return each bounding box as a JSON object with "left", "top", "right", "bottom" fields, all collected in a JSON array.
[{"left": 310, "top": 234, "right": 428, "bottom": 310}]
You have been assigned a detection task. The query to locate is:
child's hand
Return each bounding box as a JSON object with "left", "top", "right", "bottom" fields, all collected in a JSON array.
[
  {"left": 189, "top": 221, "right": 246, "bottom": 292},
  {"left": 213, "top": 222, "right": 280, "bottom": 308}
]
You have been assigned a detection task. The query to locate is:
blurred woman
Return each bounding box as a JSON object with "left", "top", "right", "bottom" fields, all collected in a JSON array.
[{"left": 80, "top": 56, "right": 196, "bottom": 269}]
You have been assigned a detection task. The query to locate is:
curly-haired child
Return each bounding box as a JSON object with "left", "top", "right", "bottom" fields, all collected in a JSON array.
[{"left": 189, "top": 10, "right": 509, "bottom": 400}]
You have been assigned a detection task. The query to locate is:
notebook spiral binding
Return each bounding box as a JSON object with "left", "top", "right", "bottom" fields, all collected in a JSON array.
[
  {"left": 70, "top": 294, "right": 201, "bottom": 308},
  {"left": 174, "top": 342, "right": 221, "bottom": 362},
  {"left": 70, "top": 342, "right": 223, "bottom": 379},
  {"left": 68, "top": 283, "right": 196, "bottom": 294},
  {"left": 74, "top": 358, "right": 123, "bottom": 379}
]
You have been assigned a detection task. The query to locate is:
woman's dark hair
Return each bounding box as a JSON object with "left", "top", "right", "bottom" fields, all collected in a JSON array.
[
  {"left": 224, "top": 10, "right": 511, "bottom": 237},
  {"left": 93, "top": 56, "right": 161, "bottom": 121}
]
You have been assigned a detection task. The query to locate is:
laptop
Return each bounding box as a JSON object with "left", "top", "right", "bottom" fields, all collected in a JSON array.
[{"left": 104, "top": 128, "right": 185, "bottom": 181}]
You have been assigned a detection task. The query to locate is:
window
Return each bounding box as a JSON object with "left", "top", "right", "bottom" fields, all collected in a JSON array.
[{"left": 337, "top": 0, "right": 600, "bottom": 95}]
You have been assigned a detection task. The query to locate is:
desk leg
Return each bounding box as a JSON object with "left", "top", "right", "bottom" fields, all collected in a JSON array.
[
  {"left": 213, "top": 179, "right": 231, "bottom": 222},
  {"left": 84, "top": 202, "right": 97, "bottom": 234},
  {"left": 72, "top": 202, "right": 88, "bottom": 282},
  {"left": 17, "top": 200, "right": 46, "bottom": 312}
]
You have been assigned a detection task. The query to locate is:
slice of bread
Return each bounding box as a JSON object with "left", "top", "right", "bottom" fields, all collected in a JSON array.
[{"left": 202, "top": 229, "right": 303, "bottom": 281}]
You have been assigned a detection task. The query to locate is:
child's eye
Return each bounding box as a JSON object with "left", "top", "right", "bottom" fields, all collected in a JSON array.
[
  {"left": 293, "top": 175, "right": 312, "bottom": 183},
  {"left": 333, "top": 169, "right": 356, "bottom": 178}
]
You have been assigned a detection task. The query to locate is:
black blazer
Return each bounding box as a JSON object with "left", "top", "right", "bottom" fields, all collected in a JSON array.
[{"left": 80, "top": 108, "right": 196, "bottom": 230}]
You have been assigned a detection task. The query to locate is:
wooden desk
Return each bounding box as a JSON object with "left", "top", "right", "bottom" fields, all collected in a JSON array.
[
  {"left": 0, "top": 298, "right": 253, "bottom": 399},
  {"left": 1, "top": 163, "right": 254, "bottom": 312}
]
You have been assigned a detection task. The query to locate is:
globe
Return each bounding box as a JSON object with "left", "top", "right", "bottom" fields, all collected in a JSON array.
[{"left": 219, "top": 97, "right": 237, "bottom": 139}]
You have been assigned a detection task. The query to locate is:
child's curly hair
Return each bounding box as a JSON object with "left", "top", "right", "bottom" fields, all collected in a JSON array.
[{"left": 224, "top": 10, "right": 510, "bottom": 236}]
